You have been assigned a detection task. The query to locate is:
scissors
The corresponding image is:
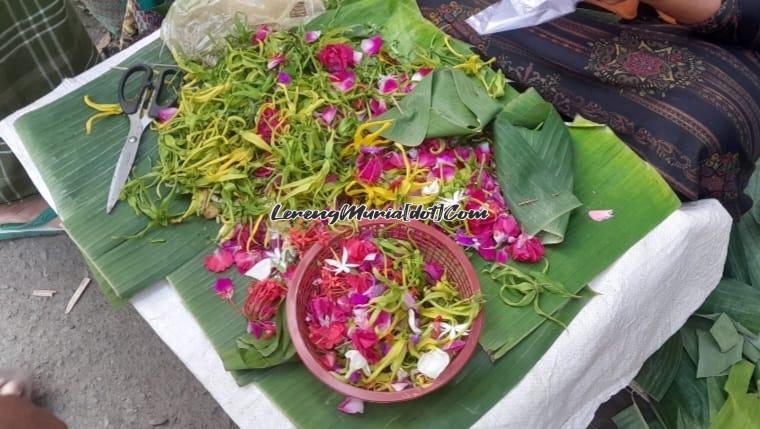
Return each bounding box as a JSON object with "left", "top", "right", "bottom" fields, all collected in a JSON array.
[{"left": 106, "top": 63, "right": 180, "bottom": 213}]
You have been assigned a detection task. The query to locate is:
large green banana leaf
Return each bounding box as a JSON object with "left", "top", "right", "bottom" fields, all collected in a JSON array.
[
  {"left": 13, "top": 40, "right": 219, "bottom": 299},
  {"left": 478, "top": 116, "right": 680, "bottom": 359},
  {"left": 12, "top": 0, "right": 681, "bottom": 425}
]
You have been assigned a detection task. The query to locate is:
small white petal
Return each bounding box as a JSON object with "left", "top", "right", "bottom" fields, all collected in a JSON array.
[
  {"left": 244, "top": 258, "right": 272, "bottom": 280},
  {"left": 422, "top": 180, "right": 441, "bottom": 196},
  {"left": 345, "top": 350, "right": 371, "bottom": 377},
  {"left": 408, "top": 309, "right": 422, "bottom": 335},
  {"left": 417, "top": 347, "right": 450, "bottom": 380}
]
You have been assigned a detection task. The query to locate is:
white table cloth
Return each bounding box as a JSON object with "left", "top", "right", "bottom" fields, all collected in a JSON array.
[{"left": 0, "top": 32, "right": 733, "bottom": 429}]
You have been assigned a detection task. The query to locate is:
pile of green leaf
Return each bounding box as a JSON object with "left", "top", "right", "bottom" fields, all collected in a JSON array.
[{"left": 618, "top": 163, "right": 760, "bottom": 429}]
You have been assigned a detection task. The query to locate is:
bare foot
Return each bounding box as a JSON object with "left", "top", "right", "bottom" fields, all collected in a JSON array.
[{"left": 0, "top": 370, "right": 30, "bottom": 399}]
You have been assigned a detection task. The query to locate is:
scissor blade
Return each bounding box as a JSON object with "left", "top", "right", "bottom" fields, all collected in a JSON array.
[{"left": 106, "top": 116, "right": 148, "bottom": 213}]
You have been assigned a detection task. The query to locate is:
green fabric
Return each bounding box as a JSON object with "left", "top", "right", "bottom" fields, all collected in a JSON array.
[{"left": 0, "top": 0, "right": 98, "bottom": 203}]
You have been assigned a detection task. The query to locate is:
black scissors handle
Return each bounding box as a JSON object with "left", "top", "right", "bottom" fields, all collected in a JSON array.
[
  {"left": 147, "top": 68, "right": 181, "bottom": 118},
  {"left": 118, "top": 64, "right": 153, "bottom": 115}
]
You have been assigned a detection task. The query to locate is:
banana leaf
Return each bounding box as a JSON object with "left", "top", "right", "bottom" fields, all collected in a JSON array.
[
  {"left": 651, "top": 353, "right": 712, "bottom": 429},
  {"left": 12, "top": 39, "right": 219, "bottom": 299},
  {"left": 493, "top": 106, "right": 581, "bottom": 244},
  {"left": 699, "top": 279, "right": 760, "bottom": 334},
  {"left": 378, "top": 68, "right": 503, "bottom": 147},
  {"left": 635, "top": 334, "right": 683, "bottom": 401},
  {"left": 709, "top": 360, "right": 760, "bottom": 429},
  {"left": 10, "top": 0, "right": 680, "bottom": 425},
  {"left": 612, "top": 402, "right": 651, "bottom": 429},
  {"left": 236, "top": 290, "right": 592, "bottom": 428},
  {"left": 478, "top": 116, "right": 679, "bottom": 359}
]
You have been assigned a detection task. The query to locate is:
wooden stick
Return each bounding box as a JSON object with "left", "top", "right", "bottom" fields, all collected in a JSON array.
[{"left": 65, "top": 277, "right": 91, "bottom": 314}]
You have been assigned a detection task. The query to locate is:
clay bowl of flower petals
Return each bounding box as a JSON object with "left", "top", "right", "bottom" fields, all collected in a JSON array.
[{"left": 287, "top": 219, "right": 483, "bottom": 405}]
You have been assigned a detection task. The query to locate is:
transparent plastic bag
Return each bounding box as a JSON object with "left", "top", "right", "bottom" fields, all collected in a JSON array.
[
  {"left": 466, "top": 0, "right": 580, "bottom": 35},
  {"left": 161, "top": 0, "right": 325, "bottom": 64}
]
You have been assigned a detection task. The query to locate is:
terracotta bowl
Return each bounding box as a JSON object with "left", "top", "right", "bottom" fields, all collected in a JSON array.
[{"left": 286, "top": 219, "right": 484, "bottom": 403}]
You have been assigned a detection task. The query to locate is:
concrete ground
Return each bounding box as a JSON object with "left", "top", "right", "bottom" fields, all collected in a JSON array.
[{"left": 0, "top": 235, "right": 236, "bottom": 428}]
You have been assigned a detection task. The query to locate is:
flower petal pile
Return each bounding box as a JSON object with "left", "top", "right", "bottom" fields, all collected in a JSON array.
[{"left": 303, "top": 232, "right": 481, "bottom": 392}]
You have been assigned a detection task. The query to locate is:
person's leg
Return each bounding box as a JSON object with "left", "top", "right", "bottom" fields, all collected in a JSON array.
[
  {"left": 0, "top": 370, "right": 67, "bottom": 429},
  {"left": 641, "top": 0, "right": 721, "bottom": 24},
  {"left": 0, "top": 0, "right": 99, "bottom": 237}
]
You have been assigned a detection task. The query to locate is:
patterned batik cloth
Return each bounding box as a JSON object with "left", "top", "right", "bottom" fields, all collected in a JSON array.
[
  {"left": 0, "top": 0, "right": 99, "bottom": 203},
  {"left": 418, "top": 0, "right": 760, "bottom": 219}
]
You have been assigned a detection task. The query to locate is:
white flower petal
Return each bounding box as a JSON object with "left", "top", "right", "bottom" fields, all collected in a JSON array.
[
  {"left": 244, "top": 258, "right": 272, "bottom": 280},
  {"left": 345, "top": 350, "right": 371, "bottom": 377},
  {"left": 408, "top": 309, "right": 422, "bottom": 335},
  {"left": 417, "top": 347, "right": 450, "bottom": 380}
]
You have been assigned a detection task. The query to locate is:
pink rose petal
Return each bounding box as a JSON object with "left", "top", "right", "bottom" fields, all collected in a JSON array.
[
  {"left": 369, "top": 98, "right": 387, "bottom": 117},
  {"left": 267, "top": 54, "right": 286, "bottom": 70},
  {"left": 412, "top": 67, "right": 432, "bottom": 82},
  {"left": 360, "top": 35, "right": 383, "bottom": 56},
  {"left": 378, "top": 75, "right": 399, "bottom": 94},
  {"left": 329, "top": 70, "right": 356, "bottom": 92},
  {"left": 204, "top": 248, "right": 234, "bottom": 272},
  {"left": 251, "top": 25, "right": 269, "bottom": 45},
  {"left": 588, "top": 209, "right": 614, "bottom": 222},
  {"left": 156, "top": 107, "right": 178, "bottom": 124},
  {"left": 304, "top": 30, "right": 321, "bottom": 43},
  {"left": 338, "top": 397, "right": 364, "bottom": 414},
  {"left": 319, "top": 106, "right": 338, "bottom": 125}
]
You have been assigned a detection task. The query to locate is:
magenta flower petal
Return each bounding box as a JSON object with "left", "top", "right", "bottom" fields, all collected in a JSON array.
[
  {"left": 478, "top": 246, "right": 509, "bottom": 264},
  {"left": 234, "top": 250, "right": 262, "bottom": 274},
  {"left": 319, "top": 106, "right": 338, "bottom": 125},
  {"left": 304, "top": 30, "right": 321, "bottom": 43},
  {"left": 360, "top": 35, "right": 383, "bottom": 56},
  {"left": 369, "top": 98, "right": 387, "bottom": 117},
  {"left": 443, "top": 340, "right": 466, "bottom": 352},
  {"left": 424, "top": 261, "right": 444, "bottom": 282},
  {"left": 349, "top": 293, "right": 370, "bottom": 306},
  {"left": 251, "top": 24, "right": 269, "bottom": 45},
  {"left": 493, "top": 215, "right": 521, "bottom": 245},
  {"left": 412, "top": 67, "right": 432, "bottom": 82},
  {"left": 156, "top": 107, "right": 178, "bottom": 124},
  {"left": 508, "top": 234, "right": 545, "bottom": 263},
  {"left": 338, "top": 397, "right": 364, "bottom": 414},
  {"left": 375, "top": 311, "right": 391, "bottom": 333},
  {"left": 329, "top": 70, "right": 356, "bottom": 92},
  {"left": 267, "top": 54, "right": 286, "bottom": 70},
  {"left": 455, "top": 230, "right": 477, "bottom": 248},
  {"left": 204, "top": 248, "right": 234, "bottom": 272},
  {"left": 277, "top": 72, "right": 292, "bottom": 85},
  {"left": 356, "top": 152, "right": 383, "bottom": 184},
  {"left": 213, "top": 278, "right": 234, "bottom": 300},
  {"left": 377, "top": 75, "right": 399, "bottom": 94},
  {"left": 588, "top": 209, "right": 615, "bottom": 222}
]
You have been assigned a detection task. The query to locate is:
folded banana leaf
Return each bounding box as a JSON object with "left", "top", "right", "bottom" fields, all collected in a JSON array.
[
  {"left": 478, "top": 116, "right": 679, "bottom": 359},
  {"left": 378, "top": 68, "right": 503, "bottom": 147},
  {"left": 493, "top": 99, "right": 581, "bottom": 244}
]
